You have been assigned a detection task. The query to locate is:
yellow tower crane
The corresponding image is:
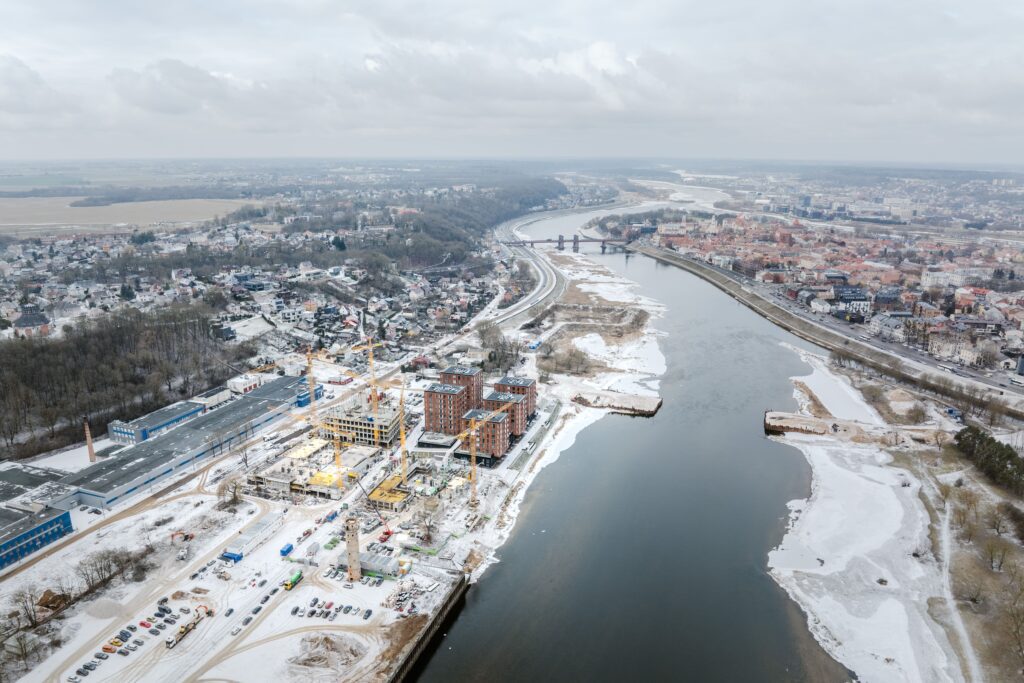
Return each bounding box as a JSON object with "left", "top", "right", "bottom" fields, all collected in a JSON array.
[
  {"left": 454, "top": 400, "right": 517, "bottom": 507},
  {"left": 350, "top": 337, "right": 385, "bottom": 445},
  {"left": 319, "top": 422, "right": 357, "bottom": 490},
  {"left": 398, "top": 382, "right": 409, "bottom": 486}
]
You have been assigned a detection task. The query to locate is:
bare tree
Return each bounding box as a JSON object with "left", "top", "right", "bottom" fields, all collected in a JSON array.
[
  {"left": 11, "top": 589, "right": 39, "bottom": 629},
  {"left": 989, "top": 508, "right": 1009, "bottom": 536}
]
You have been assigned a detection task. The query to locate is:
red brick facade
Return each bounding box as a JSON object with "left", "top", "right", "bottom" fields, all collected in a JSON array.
[{"left": 423, "top": 383, "right": 467, "bottom": 435}]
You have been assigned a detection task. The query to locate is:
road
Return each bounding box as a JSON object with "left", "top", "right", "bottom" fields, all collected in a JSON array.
[
  {"left": 633, "top": 244, "right": 1024, "bottom": 406},
  {"left": 491, "top": 214, "right": 569, "bottom": 329}
]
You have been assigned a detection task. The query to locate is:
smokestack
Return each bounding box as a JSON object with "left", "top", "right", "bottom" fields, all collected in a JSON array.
[
  {"left": 345, "top": 517, "right": 362, "bottom": 582},
  {"left": 84, "top": 419, "right": 96, "bottom": 463}
]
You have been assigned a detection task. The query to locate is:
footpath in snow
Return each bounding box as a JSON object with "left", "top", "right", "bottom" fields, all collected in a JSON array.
[{"left": 768, "top": 346, "right": 965, "bottom": 682}]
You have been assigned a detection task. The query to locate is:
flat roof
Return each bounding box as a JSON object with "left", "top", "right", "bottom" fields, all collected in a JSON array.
[
  {"left": 117, "top": 401, "right": 203, "bottom": 431},
  {"left": 484, "top": 391, "right": 525, "bottom": 404},
  {"left": 284, "top": 438, "right": 329, "bottom": 460},
  {"left": 60, "top": 377, "right": 301, "bottom": 495},
  {"left": 0, "top": 506, "right": 67, "bottom": 546},
  {"left": 418, "top": 432, "right": 458, "bottom": 447},
  {"left": 0, "top": 463, "right": 64, "bottom": 504},
  {"left": 368, "top": 474, "right": 409, "bottom": 505},
  {"left": 442, "top": 365, "right": 481, "bottom": 376},
  {"left": 463, "top": 409, "right": 507, "bottom": 423},
  {"left": 496, "top": 376, "right": 535, "bottom": 387},
  {"left": 425, "top": 383, "right": 465, "bottom": 396}
]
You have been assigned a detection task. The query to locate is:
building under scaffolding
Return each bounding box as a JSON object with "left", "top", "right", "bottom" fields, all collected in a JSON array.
[{"left": 320, "top": 390, "right": 402, "bottom": 446}]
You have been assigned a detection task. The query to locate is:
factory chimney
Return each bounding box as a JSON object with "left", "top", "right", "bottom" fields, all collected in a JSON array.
[
  {"left": 345, "top": 517, "right": 362, "bottom": 582},
  {"left": 84, "top": 418, "right": 97, "bottom": 463}
]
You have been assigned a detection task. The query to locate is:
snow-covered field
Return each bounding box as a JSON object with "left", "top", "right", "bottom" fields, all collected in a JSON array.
[{"left": 769, "top": 347, "right": 966, "bottom": 682}]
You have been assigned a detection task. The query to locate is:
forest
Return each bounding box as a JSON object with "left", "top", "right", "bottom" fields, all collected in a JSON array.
[{"left": 0, "top": 306, "right": 252, "bottom": 460}]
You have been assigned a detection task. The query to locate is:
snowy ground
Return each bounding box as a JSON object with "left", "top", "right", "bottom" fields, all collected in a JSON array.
[
  {"left": 769, "top": 347, "right": 966, "bottom": 682},
  {"left": 29, "top": 437, "right": 118, "bottom": 473}
]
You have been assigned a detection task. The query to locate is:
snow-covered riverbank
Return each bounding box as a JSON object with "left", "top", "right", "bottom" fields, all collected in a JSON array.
[
  {"left": 471, "top": 246, "right": 667, "bottom": 578},
  {"left": 769, "top": 346, "right": 967, "bottom": 682}
]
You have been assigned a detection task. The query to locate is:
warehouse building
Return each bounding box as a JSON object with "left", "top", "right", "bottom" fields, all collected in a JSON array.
[
  {"left": 221, "top": 511, "right": 285, "bottom": 562},
  {"left": 59, "top": 376, "right": 311, "bottom": 508},
  {"left": 108, "top": 401, "right": 206, "bottom": 445},
  {"left": 0, "top": 507, "right": 73, "bottom": 570}
]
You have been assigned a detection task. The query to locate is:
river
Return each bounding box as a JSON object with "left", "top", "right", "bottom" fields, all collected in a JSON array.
[{"left": 413, "top": 203, "right": 850, "bottom": 681}]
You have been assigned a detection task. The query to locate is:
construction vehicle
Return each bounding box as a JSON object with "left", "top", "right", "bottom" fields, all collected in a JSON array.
[
  {"left": 284, "top": 570, "right": 303, "bottom": 590},
  {"left": 165, "top": 605, "right": 211, "bottom": 649},
  {"left": 170, "top": 531, "right": 194, "bottom": 544},
  {"left": 398, "top": 382, "right": 410, "bottom": 486},
  {"left": 177, "top": 546, "right": 190, "bottom": 561}
]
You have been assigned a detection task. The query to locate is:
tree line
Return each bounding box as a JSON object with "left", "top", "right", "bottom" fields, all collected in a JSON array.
[
  {"left": 0, "top": 306, "right": 252, "bottom": 460},
  {"left": 954, "top": 426, "right": 1024, "bottom": 494}
]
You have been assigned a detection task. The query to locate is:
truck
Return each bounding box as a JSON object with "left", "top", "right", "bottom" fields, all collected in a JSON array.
[
  {"left": 325, "top": 510, "right": 338, "bottom": 523},
  {"left": 284, "top": 570, "right": 303, "bottom": 590},
  {"left": 280, "top": 543, "right": 294, "bottom": 557},
  {"left": 165, "top": 606, "right": 211, "bottom": 649}
]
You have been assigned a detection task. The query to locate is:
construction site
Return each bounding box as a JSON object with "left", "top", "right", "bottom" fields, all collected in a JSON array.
[{"left": 0, "top": 324, "right": 566, "bottom": 683}]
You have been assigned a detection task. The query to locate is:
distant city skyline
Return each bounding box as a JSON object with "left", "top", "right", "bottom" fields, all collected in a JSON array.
[{"left": 2, "top": 0, "right": 1023, "bottom": 163}]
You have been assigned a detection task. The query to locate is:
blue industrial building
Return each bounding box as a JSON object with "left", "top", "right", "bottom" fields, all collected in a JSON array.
[
  {"left": 0, "top": 508, "right": 73, "bottom": 570},
  {"left": 108, "top": 401, "right": 206, "bottom": 445}
]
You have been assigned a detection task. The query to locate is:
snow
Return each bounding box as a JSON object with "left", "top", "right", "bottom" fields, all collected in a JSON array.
[
  {"left": 785, "top": 344, "right": 884, "bottom": 425},
  {"left": 30, "top": 437, "right": 117, "bottom": 473},
  {"left": 768, "top": 349, "right": 965, "bottom": 682}
]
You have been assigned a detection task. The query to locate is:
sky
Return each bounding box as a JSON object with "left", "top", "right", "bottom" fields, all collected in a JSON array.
[{"left": 1, "top": 0, "right": 1023, "bottom": 164}]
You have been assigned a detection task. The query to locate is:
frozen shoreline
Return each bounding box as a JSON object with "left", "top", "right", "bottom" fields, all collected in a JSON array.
[
  {"left": 470, "top": 246, "right": 667, "bottom": 580},
  {"left": 769, "top": 346, "right": 965, "bottom": 682}
]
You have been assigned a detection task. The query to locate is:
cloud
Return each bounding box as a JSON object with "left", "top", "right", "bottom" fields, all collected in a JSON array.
[{"left": 0, "top": 0, "right": 1023, "bottom": 162}]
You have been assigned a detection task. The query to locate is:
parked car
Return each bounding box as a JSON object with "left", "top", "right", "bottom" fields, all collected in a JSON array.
[
  {"left": 343, "top": 605, "right": 351, "bottom": 614},
  {"left": 298, "top": 608, "right": 306, "bottom": 617},
  {"left": 101, "top": 645, "right": 116, "bottom": 654},
  {"left": 82, "top": 662, "right": 97, "bottom": 671},
  {"left": 224, "top": 608, "right": 234, "bottom": 617},
  {"left": 148, "top": 629, "right": 160, "bottom": 636},
  {"left": 252, "top": 606, "right": 262, "bottom": 615},
  {"left": 291, "top": 606, "right": 299, "bottom": 615},
  {"left": 258, "top": 579, "right": 267, "bottom": 587},
  {"left": 242, "top": 616, "right": 253, "bottom": 625},
  {"left": 328, "top": 611, "right": 337, "bottom": 622},
  {"left": 363, "top": 609, "right": 372, "bottom": 620},
  {"left": 156, "top": 623, "right": 167, "bottom": 630},
  {"left": 93, "top": 653, "right": 108, "bottom": 660},
  {"left": 260, "top": 595, "right": 269, "bottom": 604},
  {"left": 139, "top": 620, "right": 151, "bottom": 628},
  {"left": 67, "top": 677, "right": 81, "bottom": 683},
  {"left": 126, "top": 644, "right": 138, "bottom": 652},
  {"left": 309, "top": 597, "right": 318, "bottom": 607},
  {"left": 324, "top": 601, "right": 333, "bottom": 610},
  {"left": 158, "top": 597, "right": 169, "bottom": 605},
  {"left": 109, "top": 639, "right": 123, "bottom": 647},
  {"left": 231, "top": 626, "right": 242, "bottom": 636},
  {"left": 180, "top": 606, "right": 191, "bottom": 614},
  {"left": 117, "top": 649, "right": 129, "bottom": 656},
  {"left": 132, "top": 639, "right": 143, "bottom": 646},
  {"left": 126, "top": 624, "right": 137, "bottom": 632}
]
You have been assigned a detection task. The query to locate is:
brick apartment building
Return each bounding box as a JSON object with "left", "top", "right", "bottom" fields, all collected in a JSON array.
[
  {"left": 494, "top": 376, "right": 537, "bottom": 417},
  {"left": 423, "top": 383, "right": 468, "bottom": 435},
  {"left": 482, "top": 391, "right": 527, "bottom": 436},
  {"left": 441, "top": 366, "right": 483, "bottom": 409},
  {"left": 460, "top": 409, "right": 510, "bottom": 459}
]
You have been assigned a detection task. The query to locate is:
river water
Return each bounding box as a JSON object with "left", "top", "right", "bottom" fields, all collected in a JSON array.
[{"left": 414, "top": 204, "right": 849, "bottom": 681}]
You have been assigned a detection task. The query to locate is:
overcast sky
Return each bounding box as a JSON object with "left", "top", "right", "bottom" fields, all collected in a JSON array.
[{"left": 1, "top": 0, "right": 1022, "bottom": 164}]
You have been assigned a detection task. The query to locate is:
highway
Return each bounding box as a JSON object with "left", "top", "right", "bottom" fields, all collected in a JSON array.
[{"left": 490, "top": 213, "right": 569, "bottom": 329}]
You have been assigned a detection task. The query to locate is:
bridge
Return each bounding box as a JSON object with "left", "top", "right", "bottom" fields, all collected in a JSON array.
[{"left": 500, "top": 234, "right": 630, "bottom": 253}]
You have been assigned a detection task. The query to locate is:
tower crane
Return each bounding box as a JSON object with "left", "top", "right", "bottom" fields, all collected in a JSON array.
[
  {"left": 352, "top": 337, "right": 385, "bottom": 446},
  {"left": 398, "top": 382, "right": 409, "bottom": 486},
  {"left": 318, "top": 422, "right": 357, "bottom": 489},
  {"left": 454, "top": 400, "right": 517, "bottom": 507}
]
